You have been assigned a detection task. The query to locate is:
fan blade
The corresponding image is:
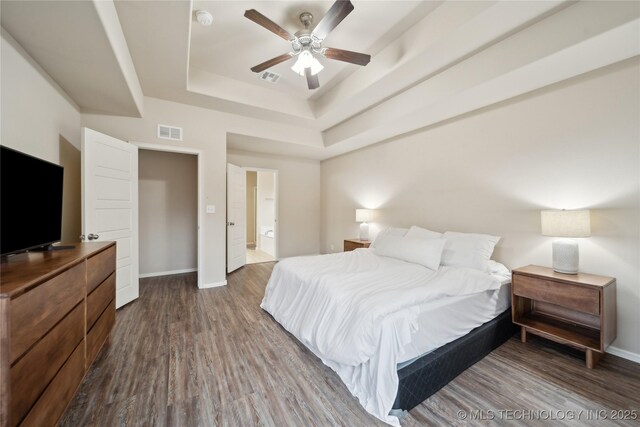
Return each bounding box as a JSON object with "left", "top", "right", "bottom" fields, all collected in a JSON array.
[
  {"left": 250, "top": 53, "right": 293, "bottom": 73},
  {"left": 323, "top": 47, "right": 370, "bottom": 66},
  {"left": 312, "top": 0, "right": 354, "bottom": 40},
  {"left": 244, "top": 9, "right": 294, "bottom": 41},
  {"left": 305, "top": 68, "right": 320, "bottom": 90}
]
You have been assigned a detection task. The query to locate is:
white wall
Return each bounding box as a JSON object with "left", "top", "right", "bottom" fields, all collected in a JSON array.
[
  {"left": 321, "top": 59, "right": 640, "bottom": 359},
  {"left": 82, "top": 97, "right": 227, "bottom": 286},
  {"left": 256, "top": 171, "right": 276, "bottom": 256},
  {"left": 1, "top": 29, "right": 82, "bottom": 243},
  {"left": 138, "top": 150, "right": 197, "bottom": 276},
  {"left": 82, "top": 96, "right": 320, "bottom": 286},
  {"left": 228, "top": 151, "right": 321, "bottom": 258},
  {"left": 246, "top": 171, "right": 257, "bottom": 245}
]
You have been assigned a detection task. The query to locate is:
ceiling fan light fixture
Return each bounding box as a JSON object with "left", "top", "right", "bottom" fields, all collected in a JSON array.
[
  {"left": 291, "top": 51, "right": 323, "bottom": 76},
  {"left": 245, "top": 1, "right": 370, "bottom": 89}
]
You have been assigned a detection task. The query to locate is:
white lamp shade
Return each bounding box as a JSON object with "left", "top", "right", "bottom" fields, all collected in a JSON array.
[
  {"left": 291, "top": 51, "right": 324, "bottom": 76},
  {"left": 355, "top": 209, "right": 373, "bottom": 223},
  {"left": 541, "top": 210, "right": 591, "bottom": 237}
]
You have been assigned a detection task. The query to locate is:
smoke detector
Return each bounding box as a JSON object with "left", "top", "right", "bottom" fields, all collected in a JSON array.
[{"left": 195, "top": 10, "right": 213, "bottom": 26}]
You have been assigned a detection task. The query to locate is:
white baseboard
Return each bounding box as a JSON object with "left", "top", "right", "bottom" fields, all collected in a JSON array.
[
  {"left": 139, "top": 268, "right": 197, "bottom": 278},
  {"left": 199, "top": 280, "right": 227, "bottom": 289},
  {"left": 607, "top": 346, "right": 640, "bottom": 364}
]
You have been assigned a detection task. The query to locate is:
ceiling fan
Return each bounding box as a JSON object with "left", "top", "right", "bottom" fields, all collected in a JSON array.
[{"left": 244, "top": 0, "right": 371, "bottom": 90}]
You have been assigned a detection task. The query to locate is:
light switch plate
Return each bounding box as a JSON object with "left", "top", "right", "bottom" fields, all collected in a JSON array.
[{"left": 206, "top": 205, "right": 216, "bottom": 214}]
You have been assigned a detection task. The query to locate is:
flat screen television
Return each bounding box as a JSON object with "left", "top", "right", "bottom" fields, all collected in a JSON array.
[{"left": 1, "top": 146, "right": 64, "bottom": 256}]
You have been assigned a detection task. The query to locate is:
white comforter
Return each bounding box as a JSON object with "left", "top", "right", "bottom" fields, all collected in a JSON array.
[{"left": 261, "top": 249, "right": 505, "bottom": 426}]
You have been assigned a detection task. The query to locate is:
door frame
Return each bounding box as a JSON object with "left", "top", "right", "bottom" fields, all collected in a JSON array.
[
  {"left": 131, "top": 142, "right": 204, "bottom": 288},
  {"left": 243, "top": 167, "right": 279, "bottom": 261}
]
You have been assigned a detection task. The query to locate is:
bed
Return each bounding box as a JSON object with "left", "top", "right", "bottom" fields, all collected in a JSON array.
[{"left": 261, "top": 228, "right": 514, "bottom": 426}]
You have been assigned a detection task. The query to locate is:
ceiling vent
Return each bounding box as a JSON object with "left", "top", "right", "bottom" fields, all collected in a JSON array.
[
  {"left": 157, "top": 124, "right": 183, "bottom": 141},
  {"left": 259, "top": 71, "right": 281, "bottom": 83}
]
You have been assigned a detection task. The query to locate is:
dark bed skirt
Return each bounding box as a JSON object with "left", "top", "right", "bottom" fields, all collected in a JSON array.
[{"left": 392, "top": 308, "right": 517, "bottom": 411}]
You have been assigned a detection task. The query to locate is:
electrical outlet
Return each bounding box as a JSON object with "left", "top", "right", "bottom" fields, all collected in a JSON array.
[
  {"left": 206, "top": 205, "right": 216, "bottom": 214},
  {"left": 330, "top": 244, "right": 335, "bottom": 252}
]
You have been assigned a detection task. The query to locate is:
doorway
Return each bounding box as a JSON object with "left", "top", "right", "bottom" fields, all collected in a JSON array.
[
  {"left": 138, "top": 149, "right": 197, "bottom": 281},
  {"left": 133, "top": 142, "right": 204, "bottom": 288},
  {"left": 245, "top": 169, "right": 277, "bottom": 264}
]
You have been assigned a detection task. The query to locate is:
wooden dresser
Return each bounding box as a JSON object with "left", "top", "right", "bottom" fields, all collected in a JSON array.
[
  {"left": 512, "top": 265, "right": 616, "bottom": 369},
  {"left": 0, "top": 242, "right": 116, "bottom": 426}
]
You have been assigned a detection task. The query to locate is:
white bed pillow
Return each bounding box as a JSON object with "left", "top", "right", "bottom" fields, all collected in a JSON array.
[
  {"left": 406, "top": 225, "right": 443, "bottom": 240},
  {"left": 441, "top": 231, "right": 501, "bottom": 272},
  {"left": 370, "top": 227, "right": 408, "bottom": 248},
  {"left": 487, "top": 260, "right": 510, "bottom": 276},
  {"left": 373, "top": 234, "right": 445, "bottom": 271}
]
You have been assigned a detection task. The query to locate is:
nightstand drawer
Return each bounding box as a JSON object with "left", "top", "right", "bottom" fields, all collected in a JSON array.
[{"left": 513, "top": 275, "right": 600, "bottom": 315}]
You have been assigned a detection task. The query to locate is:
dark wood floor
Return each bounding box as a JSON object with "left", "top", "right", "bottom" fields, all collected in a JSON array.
[{"left": 61, "top": 262, "right": 640, "bottom": 426}]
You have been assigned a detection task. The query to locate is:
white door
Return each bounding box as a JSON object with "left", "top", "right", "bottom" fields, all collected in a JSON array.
[
  {"left": 227, "top": 163, "right": 246, "bottom": 273},
  {"left": 82, "top": 128, "right": 139, "bottom": 308}
]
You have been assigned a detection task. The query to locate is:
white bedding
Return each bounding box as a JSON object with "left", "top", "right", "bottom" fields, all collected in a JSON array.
[
  {"left": 397, "top": 282, "right": 511, "bottom": 369},
  {"left": 260, "top": 248, "right": 508, "bottom": 426}
]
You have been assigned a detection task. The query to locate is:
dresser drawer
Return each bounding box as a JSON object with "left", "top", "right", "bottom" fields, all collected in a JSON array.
[
  {"left": 19, "top": 340, "right": 85, "bottom": 427},
  {"left": 513, "top": 274, "right": 600, "bottom": 315},
  {"left": 87, "top": 272, "right": 115, "bottom": 330},
  {"left": 87, "top": 245, "right": 116, "bottom": 294},
  {"left": 87, "top": 299, "right": 115, "bottom": 367},
  {"left": 10, "top": 302, "right": 84, "bottom": 427},
  {"left": 10, "top": 263, "right": 85, "bottom": 363}
]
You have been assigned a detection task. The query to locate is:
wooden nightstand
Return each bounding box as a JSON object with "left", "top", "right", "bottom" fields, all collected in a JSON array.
[
  {"left": 344, "top": 239, "right": 371, "bottom": 251},
  {"left": 512, "top": 265, "right": 616, "bottom": 369}
]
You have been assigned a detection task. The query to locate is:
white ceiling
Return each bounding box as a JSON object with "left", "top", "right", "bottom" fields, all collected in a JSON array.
[
  {"left": 189, "top": 1, "right": 427, "bottom": 100},
  {"left": 1, "top": 1, "right": 638, "bottom": 160},
  {"left": 1, "top": 0, "right": 144, "bottom": 117}
]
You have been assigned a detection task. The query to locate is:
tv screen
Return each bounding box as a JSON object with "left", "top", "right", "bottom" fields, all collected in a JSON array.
[{"left": 1, "top": 146, "right": 64, "bottom": 256}]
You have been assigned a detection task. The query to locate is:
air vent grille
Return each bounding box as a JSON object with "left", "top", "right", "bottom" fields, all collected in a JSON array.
[
  {"left": 259, "top": 71, "right": 281, "bottom": 83},
  {"left": 157, "top": 124, "right": 183, "bottom": 141}
]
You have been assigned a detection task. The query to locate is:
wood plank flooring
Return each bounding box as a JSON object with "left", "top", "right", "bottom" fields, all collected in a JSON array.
[{"left": 61, "top": 262, "right": 640, "bottom": 426}]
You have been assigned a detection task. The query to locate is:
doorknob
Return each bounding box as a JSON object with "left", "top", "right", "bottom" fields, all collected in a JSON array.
[
  {"left": 88, "top": 233, "right": 100, "bottom": 240},
  {"left": 228, "top": 222, "right": 235, "bottom": 226}
]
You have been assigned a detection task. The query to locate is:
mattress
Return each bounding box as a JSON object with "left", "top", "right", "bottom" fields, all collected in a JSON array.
[
  {"left": 397, "top": 282, "right": 512, "bottom": 369},
  {"left": 393, "top": 308, "right": 517, "bottom": 411}
]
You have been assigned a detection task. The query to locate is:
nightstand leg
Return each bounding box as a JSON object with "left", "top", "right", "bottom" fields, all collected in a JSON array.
[
  {"left": 520, "top": 326, "right": 527, "bottom": 343},
  {"left": 586, "top": 349, "right": 601, "bottom": 369}
]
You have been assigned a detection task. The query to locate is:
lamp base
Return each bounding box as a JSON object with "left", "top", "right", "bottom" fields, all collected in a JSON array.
[
  {"left": 359, "top": 222, "right": 369, "bottom": 241},
  {"left": 552, "top": 239, "right": 579, "bottom": 274}
]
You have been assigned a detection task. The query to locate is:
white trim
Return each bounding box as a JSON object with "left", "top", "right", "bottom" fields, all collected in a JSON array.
[
  {"left": 139, "top": 268, "right": 197, "bottom": 278},
  {"left": 607, "top": 346, "right": 640, "bottom": 364},
  {"left": 200, "top": 280, "right": 227, "bottom": 289},
  {"left": 243, "top": 167, "right": 279, "bottom": 261},
  {"left": 131, "top": 141, "right": 205, "bottom": 289}
]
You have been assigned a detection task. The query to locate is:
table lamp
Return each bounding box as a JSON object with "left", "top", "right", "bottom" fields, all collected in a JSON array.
[
  {"left": 541, "top": 209, "right": 591, "bottom": 274},
  {"left": 355, "top": 209, "right": 373, "bottom": 241}
]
